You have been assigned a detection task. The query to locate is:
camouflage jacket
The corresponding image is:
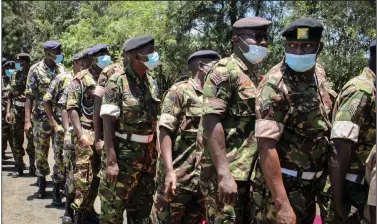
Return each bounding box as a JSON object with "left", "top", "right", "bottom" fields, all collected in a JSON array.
[
  {"left": 43, "top": 71, "right": 73, "bottom": 123},
  {"left": 255, "top": 61, "right": 333, "bottom": 172},
  {"left": 94, "top": 63, "right": 124, "bottom": 98},
  {"left": 2, "top": 76, "right": 11, "bottom": 112},
  {"left": 25, "top": 59, "right": 66, "bottom": 120},
  {"left": 101, "top": 64, "right": 160, "bottom": 135},
  {"left": 66, "top": 68, "right": 97, "bottom": 127},
  {"left": 366, "top": 145, "right": 376, "bottom": 206},
  {"left": 7, "top": 70, "right": 29, "bottom": 121},
  {"left": 200, "top": 54, "right": 259, "bottom": 181},
  {"left": 157, "top": 78, "right": 203, "bottom": 191},
  {"left": 331, "top": 67, "right": 376, "bottom": 175}
]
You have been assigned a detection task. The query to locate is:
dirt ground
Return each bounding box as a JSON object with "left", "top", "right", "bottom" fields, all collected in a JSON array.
[{"left": 1, "top": 142, "right": 100, "bottom": 224}]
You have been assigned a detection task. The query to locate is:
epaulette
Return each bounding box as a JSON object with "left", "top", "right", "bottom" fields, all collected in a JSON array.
[{"left": 217, "top": 57, "right": 232, "bottom": 67}]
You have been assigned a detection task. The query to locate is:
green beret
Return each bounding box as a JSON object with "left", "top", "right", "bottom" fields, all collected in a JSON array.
[{"left": 282, "top": 18, "right": 324, "bottom": 41}]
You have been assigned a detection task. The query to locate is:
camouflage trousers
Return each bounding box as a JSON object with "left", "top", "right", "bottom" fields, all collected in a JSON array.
[
  {"left": 10, "top": 117, "right": 35, "bottom": 165},
  {"left": 151, "top": 183, "right": 205, "bottom": 224},
  {"left": 98, "top": 139, "right": 157, "bottom": 224},
  {"left": 199, "top": 169, "right": 252, "bottom": 224},
  {"left": 33, "top": 118, "right": 52, "bottom": 176},
  {"left": 251, "top": 164, "right": 331, "bottom": 224},
  {"left": 64, "top": 129, "right": 77, "bottom": 197},
  {"left": 321, "top": 179, "right": 370, "bottom": 224},
  {"left": 72, "top": 128, "right": 100, "bottom": 212},
  {"left": 52, "top": 124, "right": 65, "bottom": 183}
]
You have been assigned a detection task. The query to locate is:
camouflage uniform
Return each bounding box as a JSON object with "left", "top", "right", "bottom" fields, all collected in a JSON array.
[
  {"left": 66, "top": 68, "right": 100, "bottom": 212},
  {"left": 58, "top": 85, "right": 77, "bottom": 197},
  {"left": 25, "top": 60, "right": 66, "bottom": 177},
  {"left": 8, "top": 69, "right": 35, "bottom": 169},
  {"left": 199, "top": 54, "right": 258, "bottom": 224},
  {"left": 2, "top": 75, "right": 13, "bottom": 155},
  {"left": 329, "top": 67, "right": 376, "bottom": 223},
  {"left": 253, "top": 62, "right": 334, "bottom": 223},
  {"left": 43, "top": 71, "right": 73, "bottom": 183},
  {"left": 151, "top": 78, "right": 205, "bottom": 224},
  {"left": 99, "top": 64, "right": 160, "bottom": 224}
]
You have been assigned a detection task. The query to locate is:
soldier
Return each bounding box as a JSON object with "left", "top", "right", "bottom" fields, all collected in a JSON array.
[
  {"left": 59, "top": 49, "right": 92, "bottom": 224},
  {"left": 43, "top": 54, "right": 74, "bottom": 206},
  {"left": 25, "top": 40, "right": 66, "bottom": 198},
  {"left": 6, "top": 53, "right": 35, "bottom": 178},
  {"left": 328, "top": 40, "right": 376, "bottom": 223},
  {"left": 67, "top": 44, "right": 111, "bottom": 223},
  {"left": 198, "top": 17, "right": 271, "bottom": 224},
  {"left": 99, "top": 35, "right": 160, "bottom": 224},
  {"left": 151, "top": 50, "right": 221, "bottom": 223},
  {"left": 253, "top": 18, "right": 334, "bottom": 223},
  {"left": 365, "top": 145, "right": 376, "bottom": 224},
  {"left": 2, "top": 59, "right": 14, "bottom": 160}
]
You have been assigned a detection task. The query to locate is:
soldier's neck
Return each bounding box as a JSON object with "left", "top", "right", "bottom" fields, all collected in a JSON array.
[
  {"left": 44, "top": 58, "right": 56, "bottom": 71},
  {"left": 193, "top": 74, "right": 204, "bottom": 91}
]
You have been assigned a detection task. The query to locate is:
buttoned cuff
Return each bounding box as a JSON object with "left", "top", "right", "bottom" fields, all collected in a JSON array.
[
  {"left": 255, "top": 119, "right": 284, "bottom": 141},
  {"left": 100, "top": 104, "right": 120, "bottom": 118},
  {"left": 94, "top": 86, "right": 105, "bottom": 97},
  {"left": 330, "top": 121, "right": 360, "bottom": 143},
  {"left": 158, "top": 113, "right": 178, "bottom": 132}
]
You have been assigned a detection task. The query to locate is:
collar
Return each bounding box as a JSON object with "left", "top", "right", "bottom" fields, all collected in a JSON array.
[
  {"left": 188, "top": 78, "right": 202, "bottom": 93},
  {"left": 125, "top": 64, "right": 148, "bottom": 86},
  {"left": 231, "top": 53, "right": 248, "bottom": 72}
]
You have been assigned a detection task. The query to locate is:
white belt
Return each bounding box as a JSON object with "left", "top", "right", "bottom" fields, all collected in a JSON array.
[
  {"left": 281, "top": 168, "right": 323, "bottom": 180},
  {"left": 345, "top": 173, "right": 365, "bottom": 185},
  {"left": 115, "top": 132, "right": 154, "bottom": 143},
  {"left": 14, "top": 101, "right": 25, "bottom": 107}
]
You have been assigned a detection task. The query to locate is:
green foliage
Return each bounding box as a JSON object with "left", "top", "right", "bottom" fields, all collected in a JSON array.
[{"left": 2, "top": 0, "right": 375, "bottom": 93}]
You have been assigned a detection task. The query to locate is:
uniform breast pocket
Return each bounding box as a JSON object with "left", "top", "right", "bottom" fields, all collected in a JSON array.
[{"left": 121, "top": 94, "right": 143, "bottom": 123}]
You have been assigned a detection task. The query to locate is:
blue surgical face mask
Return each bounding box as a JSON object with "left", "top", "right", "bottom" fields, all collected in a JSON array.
[
  {"left": 239, "top": 44, "right": 268, "bottom": 64},
  {"left": 285, "top": 46, "right": 319, "bottom": 72},
  {"left": 97, "top": 55, "right": 112, "bottom": 69},
  {"left": 55, "top": 54, "right": 64, "bottom": 64},
  {"left": 5, "top": 69, "right": 15, "bottom": 77},
  {"left": 15, "top": 63, "right": 23, "bottom": 71},
  {"left": 142, "top": 52, "right": 160, "bottom": 70}
]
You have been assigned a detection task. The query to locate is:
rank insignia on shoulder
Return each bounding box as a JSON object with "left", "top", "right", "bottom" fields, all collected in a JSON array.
[{"left": 210, "top": 72, "right": 228, "bottom": 85}]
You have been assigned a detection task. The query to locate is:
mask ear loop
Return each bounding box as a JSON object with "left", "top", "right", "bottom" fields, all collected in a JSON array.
[{"left": 237, "top": 37, "right": 251, "bottom": 54}]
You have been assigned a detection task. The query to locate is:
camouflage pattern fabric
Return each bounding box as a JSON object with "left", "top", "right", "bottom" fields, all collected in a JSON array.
[
  {"left": 151, "top": 183, "right": 205, "bottom": 224},
  {"left": 25, "top": 60, "right": 66, "bottom": 176},
  {"left": 8, "top": 70, "right": 35, "bottom": 165},
  {"left": 67, "top": 68, "right": 100, "bottom": 212},
  {"left": 98, "top": 64, "right": 160, "bottom": 223},
  {"left": 152, "top": 78, "right": 205, "bottom": 223},
  {"left": 44, "top": 72, "right": 73, "bottom": 183},
  {"left": 198, "top": 54, "right": 258, "bottom": 223},
  {"left": 2, "top": 76, "right": 13, "bottom": 154},
  {"left": 328, "top": 67, "right": 376, "bottom": 223},
  {"left": 253, "top": 62, "right": 334, "bottom": 223}
]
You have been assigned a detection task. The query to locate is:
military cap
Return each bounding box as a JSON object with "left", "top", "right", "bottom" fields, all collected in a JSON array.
[
  {"left": 15, "top": 53, "right": 31, "bottom": 61},
  {"left": 2, "top": 57, "right": 7, "bottom": 65},
  {"left": 232, "top": 17, "right": 271, "bottom": 30},
  {"left": 88, "top": 44, "right": 110, "bottom": 56},
  {"left": 187, "top": 50, "right": 221, "bottom": 64},
  {"left": 44, "top": 40, "right": 62, "bottom": 50},
  {"left": 72, "top": 48, "right": 91, "bottom": 61},
  {"left": 282, "top": 18, "right": 324, "bottom": 41},
  {"left": 123, "top": 35, "right": 155, "bottom": 52},
  {"left": 3, "top": 61, "right": 15, "bottom": 67}
]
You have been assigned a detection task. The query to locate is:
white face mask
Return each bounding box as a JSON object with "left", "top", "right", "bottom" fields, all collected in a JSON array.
[{"left": 238, "top": 38, "right": 268, "bottom": 64}]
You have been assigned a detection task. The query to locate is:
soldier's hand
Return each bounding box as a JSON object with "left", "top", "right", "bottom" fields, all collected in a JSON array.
[
  {"left": 106, "top": 161, "right": 119, "bottom": 185},
  {"left": 78, "top": 134, "right": 92, "bottom": 148},
  {"left": 276, "top": 202, "right": 296, "bottom": 224},
  {"left": 95, "top": 140, "right": 104, "bottom": 155},
  {"left": 164, "top": 171, "right": 177, "bottom": 201},
  {"left": 218, "top": 175, "right": 238, "bottom": 206},
  {"left": 5, "top": 113, "right": 11, "bottom": 123},
  {"left": 24, "top": 121, "right": 32, "bottom": 136}
]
